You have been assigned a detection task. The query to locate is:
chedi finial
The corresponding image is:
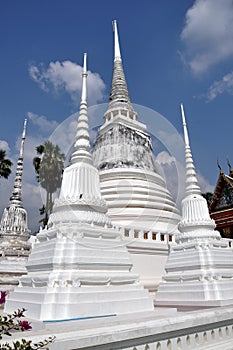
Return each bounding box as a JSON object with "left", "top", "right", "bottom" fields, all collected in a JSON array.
[
  {"left": 70, "top": 53, "right": 92, "bottom": 165},
  {"left": 113, "top": 20, "right": 121, "bottom": 62},
  {"left": 180, "top": 104, "right": 201, "bottom": 197},
  {"left": 10, "top": 118, "right": 27, "bottom": 207}
]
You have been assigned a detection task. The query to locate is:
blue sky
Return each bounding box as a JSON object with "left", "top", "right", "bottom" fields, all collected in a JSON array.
[{"left": 1, "top": 0, "right": 233, "bottom": 232}]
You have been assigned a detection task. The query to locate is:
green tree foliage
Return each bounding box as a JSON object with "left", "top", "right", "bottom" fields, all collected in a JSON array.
[
  {"left": 33, "top": 141, "right": 65, "bottom": 227},
  {"left": 0, "top": 150, "right": 13, "bottom": 180},
  {"left": 202, "top": 192, "right": 214, "bottom": 207}
]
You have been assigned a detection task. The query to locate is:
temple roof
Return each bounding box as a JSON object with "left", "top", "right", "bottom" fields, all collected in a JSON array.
[{"left": 209, "top": 165, "right": 233, "bottom": 213}]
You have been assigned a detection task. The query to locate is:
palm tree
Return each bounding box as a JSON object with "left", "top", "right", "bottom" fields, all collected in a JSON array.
[
  {"left": 33, "top": 141, "right": 65, "bottom": 227},
  {"left": 0, "top": 149, "right": 12, "bottom": 179}
]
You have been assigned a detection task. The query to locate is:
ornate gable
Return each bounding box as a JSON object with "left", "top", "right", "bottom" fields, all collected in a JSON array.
[{"left": 210, "top": 172, "right": 233, "bottom": 212}]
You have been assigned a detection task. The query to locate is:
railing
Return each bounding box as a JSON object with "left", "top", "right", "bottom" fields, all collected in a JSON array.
[
  {"left": 222, "top": 237, "right": 233, "bottom": 248},
  {"left": 5, "top": 315, "right": 233, "bottom": 350},
  {"left": 26, "top": 308, "right": 233, "bottom": 350},
  {"left": 114, "top": 226, "right": 176, "bottom": 244},
  {"left": 122, "top": 324, "right": 233, "bottom": 349}
]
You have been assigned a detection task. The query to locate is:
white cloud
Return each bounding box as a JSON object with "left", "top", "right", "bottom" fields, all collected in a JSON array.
[
  {"left": 156, "top": 151, "right": 175, "bottom": 165},
  {"left": 29, "top": 60, "right": 106, "bottom": 105},
  {"left": 206, "top": 71, "right": 233, "bottom": 100},
  {"left": 0, "top": 140, "right": 10, "bottom": 152},
  {"left": 23, "top": 182, "right": 44, "bottom": 233},
  {"left": 155, "top": 152, "right": 183, "bottom": 205},
  {"left": 197, "top": 172, "right": 214, "bottom": 193},
  {"left": 181, "top": 0, "right": 233, "bottom": 74},
  {"left": 27, "top": 112, "right": 58, "bottom": 133}
]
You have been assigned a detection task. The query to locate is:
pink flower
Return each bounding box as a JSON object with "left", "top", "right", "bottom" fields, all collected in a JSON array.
[
  {"left": 0, "top": 291, "right": 7, "bottom": 304},
  {"left": 20, "top": 320, "right": 32, "bottom": 331},
  {"left": 15, "top": 309, "right": 25, "bottom": 318}
]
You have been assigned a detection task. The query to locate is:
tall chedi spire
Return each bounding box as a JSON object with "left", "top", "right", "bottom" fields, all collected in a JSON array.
[
  {"left": 93, "top": 21, "right": 180, "bottom": 247},
  {"left": 5, "top": 53, "right": 153, "bottom": 321},
  {"left": 0, "top": 119, "right": 30, "bottom": 291},
  {"left": 49, "top": 52, "right": 109, "bottom": 227},
  {"left": 181, "top": 104, "right": 201, "bottom": 197},
  {"left": 10, "top": 119, "right": 27, "bottom": 207},
  {"left": 106, "top": 20, "right": 136, "bottom": 117},
  {"left": 178, "top": 104, "right": 216, "bottom": 237},
  {"left": 156, "top": 104, "right": 233, "bottom": 309},
  {"left": 70, "top": 53, "right": 92, "bottom": 165}
]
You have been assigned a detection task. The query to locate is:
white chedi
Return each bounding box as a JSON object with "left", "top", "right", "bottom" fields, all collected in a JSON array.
[
  {"left": 155, "top": 104, "right": 233, "bottom": 308},
  {"left": 0, "top": 119, "right": 31, "bottom": 290},
  {"left": 4, "top": 53, "right": 153, "bottom": 321},
  {"left": 93, "top": 20, "right": 180, "bottom": 233}
]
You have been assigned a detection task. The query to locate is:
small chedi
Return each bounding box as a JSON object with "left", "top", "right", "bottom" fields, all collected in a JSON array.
[
  {"left": 0, "top": 120, "right": 31, "bottom": 291},
  {"left": 93, "top": 20, "right": 180, "bottom": 233},
  {"left": 4, "top": 53, "right": 153, "bottom": 321},
  {"left": 155, "top": 104, "right": 233, "bottom": 308}
]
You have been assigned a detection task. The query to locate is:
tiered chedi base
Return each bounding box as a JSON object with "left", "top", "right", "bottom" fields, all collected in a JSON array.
[
  {"left": 99, "top": 168, "right": 180, "bottom": 233},
  {"left": 0, "top": 236, "right": 30, "bottom": 291},
  {"left": 155, "top": 231, "right": 233, "bottom": 308},
  {"left": 0, "top": 257, "right": 28, "bottom": 291},
  {"left": 0, "top": 207, "right": 30, "bottom": 290},
  {"left": 93, "top": 123, "right": 180, "bottom": 233},
  {"left": 5, "top": 223, "right": 153, "bottom": 321}
]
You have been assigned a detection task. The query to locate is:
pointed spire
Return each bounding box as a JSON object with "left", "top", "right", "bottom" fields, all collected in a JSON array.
[
  {"left": 217, "top": 159, "right": 223, "bottom": 174},
  {"left": 49, "top": 53, "right": 109, "bottom": 228},
  {"left": 113, "top": 20, "right": 121, "bottom": 62},
  {"left": 71, "top": 53, "right": 92, "bottom": 165},
  {"left": 227, "top": 158, "right": 233, "bottom": 177},
  {"left": 105, "top": 20, "right": 136, "bottom": 117},
  {"left": 181, "top": 104, "right": 201, "bottom": 197},
  {"left": 179, "top": 104, "right": 216, "bottom": 234},
  {"left": 10, "top": 119, "right": 27, "bottom": 207}
]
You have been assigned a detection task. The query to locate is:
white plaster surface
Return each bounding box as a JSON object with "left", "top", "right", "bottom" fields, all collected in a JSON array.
[{"left": 2, "top": 306, "right": 233, "bottom": 350}]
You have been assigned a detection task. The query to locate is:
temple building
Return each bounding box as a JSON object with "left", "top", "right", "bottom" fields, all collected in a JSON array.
[
  {"left": 209, "top": 162, "right": 233, "bottom": 239},
  {"left": 0, "top": 119, "right": 31, "bottom": 290},
  {"left": 93, "top": 21, "right": 180, "bottom": 234}
]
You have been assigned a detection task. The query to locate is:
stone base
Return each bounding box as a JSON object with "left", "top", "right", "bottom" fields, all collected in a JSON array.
[
  {"left": 5, "top": 284, "right": 153, "bottom": 321},
  {"left": 5, "top": 223, "right": 154, "bottom": 321},
  {"left": 0, "top": 257, "right": 28, "bottom": 291},
  {"left": 155, "top": 279, "right": 233, "bottom": 310}
]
